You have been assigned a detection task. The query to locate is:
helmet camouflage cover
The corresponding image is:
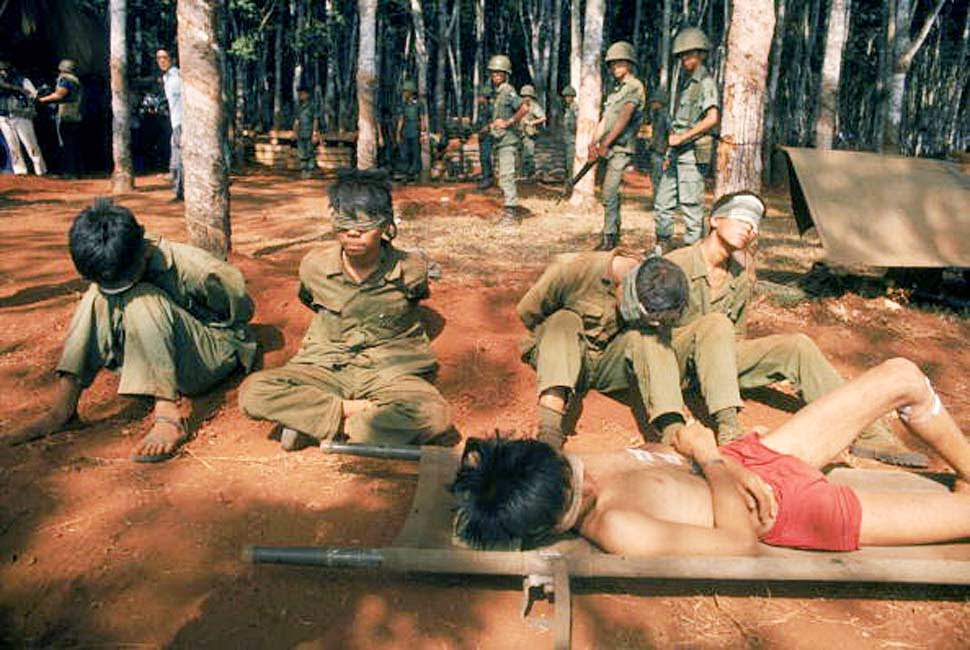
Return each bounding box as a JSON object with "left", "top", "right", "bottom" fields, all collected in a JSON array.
[
  {"left": 561, "top": 85, "right": 576, "bottom": 97},
  {"left": 604, "top": 41, "right": 636, "bottom": 63},
  {"left": 672, "top": 27, "right": 711, "bottom": 55},
  {"left": 487, "top": 54, "right": 512, "bottom": 73},
  {"left": 520, "top": 84, "right": 536, "bottom": 98}
]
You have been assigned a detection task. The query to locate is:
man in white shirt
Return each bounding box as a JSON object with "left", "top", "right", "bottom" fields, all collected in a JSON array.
[
  {"left": 156, "top": 49, "right": 183, "bottom": 201},
  {"left": 0, "top": 59, "right": 47, "bottom": 176}
]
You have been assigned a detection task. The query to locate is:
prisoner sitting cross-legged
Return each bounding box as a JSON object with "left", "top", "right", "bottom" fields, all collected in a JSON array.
[{"left": 239, "top": 170, "right": 451, "bottom": 451}]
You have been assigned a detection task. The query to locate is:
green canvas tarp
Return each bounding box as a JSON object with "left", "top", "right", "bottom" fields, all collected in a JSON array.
[{"left": 782, "top": 147, "right": 970, "bottom": 268}]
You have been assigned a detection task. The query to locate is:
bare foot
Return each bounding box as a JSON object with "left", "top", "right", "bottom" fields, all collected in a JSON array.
[
  {"left": 341, "top": 399, "right": 376, "bottom": 419},
  {"left": 131, "top": 400, "right": 187, "bottom": 461}
]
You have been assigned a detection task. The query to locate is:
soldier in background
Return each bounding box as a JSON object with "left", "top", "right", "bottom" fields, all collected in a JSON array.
[
  {"left": 646, "top": 88, "right": 669, "bottom": 212},
  {"left": 587, "top": 41, "right": 645, "bottom": 251},
  {"left": 0, "top": 59, "right": 46, "bottom": 176},
  {"left": 487, "top": 54, "right": 530, "bottom": 227},
  {"left": 474, "top": 84, "right": 494, "bottom": 189},
  {"left": 653, "top": 27, "right": 719, "bottom": 251},
  {"left": 293, "top": 85, "right": 319, "bottom": 179},
  {"left": 395, "top": 80, "right": 426, "bottom": 182},
  {"left": 518, "top": 84, "right": 546, "bottom": 180},
  {"left": 561, "top": 85, "right": 577, "bottom": 180},
  {"left": 38, "top": 59, "right": 84, "bottom": 178}
]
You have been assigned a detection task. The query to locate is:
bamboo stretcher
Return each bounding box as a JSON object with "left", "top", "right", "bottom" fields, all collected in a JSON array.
[{"left": 245, "top": 444, "right": 970, "bottom": 650}]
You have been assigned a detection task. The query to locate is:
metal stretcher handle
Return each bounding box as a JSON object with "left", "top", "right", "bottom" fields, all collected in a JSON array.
[
  {"left": 318, "top": 441, "right": 422, "bottom": 461},
  {"left": 244, "top": 545, "right": 384, "bottom": 568}
]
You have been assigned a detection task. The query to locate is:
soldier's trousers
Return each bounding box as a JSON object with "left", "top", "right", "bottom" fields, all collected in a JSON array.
[
  {"left": 297, "top": 135, "right": 315, "bottom": 172},
  {"left": 56, "top": 284, "right": 253, "bottom": 401},
  {"left": 521, "top": 136, "right": 536, "bottom": 177},
  {"left": 563, "top": 138, "right": 575, "bottom": 180},
  {"left": 654, "top": 148, "right": 704, "bottom": 244},
  {"left": 670, "top": 313, "right": 844, "bottom": 414},
  {"left": 400, "top": 136, "right": 421, "bottom": 177},
  {"left": 496, "top": 143, "right": 518, "bottom": 208},
  {"left": 602, "top": 152, "right": 630, "bottom": 236},
  {"left": 0, "top": 116, "right": 46, "bottom": 175},
  {"left": 479, "top": 134, "right": 493, "bottom": 181},
  {"left": 170, "top": 124, "right": 183, "bottom": 199},
  {"left": 527, "top": 310, "right": 683, "bottom": 420},
  {"left": 239, "top": 363, "right": 451, "bottom": 445}
]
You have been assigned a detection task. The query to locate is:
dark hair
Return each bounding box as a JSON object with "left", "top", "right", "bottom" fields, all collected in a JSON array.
[
  {"left": 636, "top": 256, "right": 688, "bottom": 324},
  {"left": 328, "top": 169, "right": 394, "bottom": 220},
  {"left": 451, "top": 435, "right": 571, "bottom": 549},
  {"left": 68, "top": 198, "right": 145, "bottom": 283}
]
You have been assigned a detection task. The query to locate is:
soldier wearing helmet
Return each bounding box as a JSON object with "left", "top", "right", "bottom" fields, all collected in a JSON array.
[
  {"left": 588, "top": 41, "right": 646, "bottom": 251},
  {"left": 38, "top": 58, "right": 84, "bottom": 177},
  {"left": 486, "top": 54, "right": 530, "bottom": 227},
  {"left": 395, "top": 79, "right": 427, "bottom": 182},
  {"left": 653, "top": 27, "right": 719, "bottom": 251},
  {"left": 474, "top": 83, "right": 495, "bottom": 189},
  {"left": 517, "top": 84, "right": 546, "bottom": 180},
  {"left": 561, "top": 85, "right": 578, "bottom": 179}
]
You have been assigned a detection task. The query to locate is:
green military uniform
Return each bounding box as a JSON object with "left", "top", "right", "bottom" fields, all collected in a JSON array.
[
  {"left": 562, "top": 98, "right": 578, "bottom": 179},
  {"left": 517, "top": 252, "right": 682, "bottom": 432},
  {"left": 57, "top": 237, "right": 257, "bottom": 401},
  {"left": 491, "top": 81, "right": 523, "bottom": 209},
  {"left": 239, "top": 242, "right": 451, "bottom": 445},
  {"left": 398, "top": 95, "right": 424, "bottom": 178},
  {"left": 519, "top": 98, "right": 545, "bottom": 178},
  {"left": 658, "top": 242, "right": 849, "bottom": 417},
  {"left": 475, "top": 87, "right": 494, "bottom": 186},
  {"left": 296, "top": 98, "right": 316, "bottom": 174},
  {"left": 653, "top": 64, "right": 718, "bottom": 244},
  {"left": 596, "top": 75, "right": 645, "bottom": 237}
]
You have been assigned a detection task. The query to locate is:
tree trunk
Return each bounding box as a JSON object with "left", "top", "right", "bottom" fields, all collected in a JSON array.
[
  {"left": 549, "top": 0, "right": 562, "bottom": 125},
  {"left": 569, "top": 0, "right": 581, "bottom": 88},
  {"left": 763, "top": 0, "right": 786, "bottom": 184},
  {"left": 436, "top": 0, "right": 448, "bottom": 130},
  {"left": 659, "top": 0, "right": 672, "bottom": 92},
  {"left": 357, "top": 0, "right": 377, "bottom": 168},
  {"left": 272, "top": 7, "right": 284, "bottom": 130},
  {"left": 946, "top": 9, "right": 969, "bottom": 150},
  {"left": 340, "top": 10, "right": 359, "bottom": 130},
  {"left": 409, "top": 0, "right": 432, "bottom": 177},
  {"left": 110, "top": 0, "right": 133, "bottom": 193},
  {"left": 569, "top": 0, "right": 603, "bottom": 207},
  {"left": 473, "top": 0, "right": 484, "bottom": 123},
  {"left": 177, "top": 0, "right": 231, "bottom": 258},
  {"left": 715, "top": 0, "right": 775, "bottom": 197},
  {"left": 814, "top": 0, "right": 851, "bottom": 149},
  {"left": 325, "top": 0, "right": 339, "bottom": 131}
]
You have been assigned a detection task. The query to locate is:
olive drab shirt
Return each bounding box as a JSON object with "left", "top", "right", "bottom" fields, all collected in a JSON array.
[
  {"left": 519, "top": 101, "right": 546, "bottom": 138},
  {"left": 664, "top": 242, "right": 751, "bottom": 336},
  {"left": 517, "top": 251, "right": 624, "bottom": 358},
  {"left": 399, "top": 98, "right": 423, "bottom": 139},
  {"left": 296, "top": 99, "right": 315, "bottom": 137},
  {"left": 475, "top": 97, "right": 493, "bottom": 132},
  {"left": 490, "top": 82, "right": 523, "bottom": 148},
  {"left": 595, "top": 75, "right": 646, "bottom": 155},
  {"left": 671, "top": 64, "right": 718, "bottom": 162},
  {"left": 294, "top": 242, "right": 437, "bottom": 378},
  {"left": 562, "top": 103, "right": 578, "bottom": 142}
]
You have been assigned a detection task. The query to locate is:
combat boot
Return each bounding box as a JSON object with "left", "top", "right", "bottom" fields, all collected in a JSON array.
[
  {"left": 478, "top": 176, "right": 493, "bottom": 190},
  {"left": 593, "top": 233, "right": 619, "bottom": 251},
  {"left": 537, "top": 405, "right": 565, "bottom": 448},
  {"left": 497, "top": 207, "right": 520, "bottom": 228}
]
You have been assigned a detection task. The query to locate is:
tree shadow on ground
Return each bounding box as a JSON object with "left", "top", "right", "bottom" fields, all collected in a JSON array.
[{"left": 0, "top": 278, "right": 88, "bottom": 309}]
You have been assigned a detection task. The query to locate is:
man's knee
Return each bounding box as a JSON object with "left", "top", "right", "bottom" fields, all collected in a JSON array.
[
  {"left": 694, "top": 312, "right": 734, "bottom": 343},
  {"left": 238, "top": 371, "right": 270, "bottom": 417},
  {"left": 121, "top": 284, "right": 177, "bottom": 336},
  {"left": 879, "top": 357, "right": 927, "bottom": 400},
  {"left": 788, "top": 332, "right": 826, "bottom": 361},
  {"left": 540, "top": 310, "right": 584, "bottom": 337}
]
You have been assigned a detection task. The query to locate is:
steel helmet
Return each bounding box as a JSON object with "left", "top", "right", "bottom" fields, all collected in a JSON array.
[
  {"left": 672, "top": 27, "right": 711, "bottom": 55},
  {"left": 604, "top": 41, "right": 636, "bottom": 64},
  {"left": 487, "top": 54, "right": 512, "bottom": 74},
  {"left": 561, "top": 85, "right": 576, "bottom": 97},
  {"left": 58, "top": 58, "right": 78, "bottom": 73},
  {"left": 401, "top": 79, "right": 417, "bottom": 93},
  {"left": 520, "top": 84, "right": 536, "bottom": 98}
]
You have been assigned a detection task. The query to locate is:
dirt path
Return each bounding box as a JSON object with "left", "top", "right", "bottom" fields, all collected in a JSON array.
[{"left": 1, "top": 172, "right": 968, "bottom": 648}]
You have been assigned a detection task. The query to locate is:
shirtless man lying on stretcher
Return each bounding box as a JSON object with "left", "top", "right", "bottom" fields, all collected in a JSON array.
[{"left": 452, "top": 357, "right": 970, "bottom": 554}]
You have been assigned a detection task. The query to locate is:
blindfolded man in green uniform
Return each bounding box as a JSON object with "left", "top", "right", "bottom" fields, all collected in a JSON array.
[
  {"left": 7, "top": 199, "right": 257, "bottom": 461},
  {"left": 240, "top": 170, "right": 452, "bottom": 450}
]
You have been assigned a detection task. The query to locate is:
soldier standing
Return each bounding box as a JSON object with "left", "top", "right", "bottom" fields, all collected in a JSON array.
[
  {"left": 395, "top": 80, "right": 426, "bottom": 182},
  {"left": 475, "top": 84, "right": 494, "bottom": 189},
  {"left": 37, "top": 59, "right": 84, "bottom": 178},
  {"left": 588, "top": 41, "right": 645, "bottom": 251},
  {"left": 646, "top": 88, "right": 669, "bottom": 209},
  {"left": 518, "top": 84, "right": 546, "bottom": 180},
  {"left": 0, "top": 59, "right": 46, "bottom": 176},
  {"left": 293, "top": 85, "right": 319, "bottom": 179},
  {"left": 487, "top": 54, "right": 530, "bottom": 227},
  {"left": 560, "top": 85, "right": 577, "bottom": 180},
  {"left": 653, "top": 27, "right": 719, "bottom": 250}
]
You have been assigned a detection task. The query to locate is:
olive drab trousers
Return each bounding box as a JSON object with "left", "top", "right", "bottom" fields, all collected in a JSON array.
[
  {"left": 602, "top": 152, "right": 631, "bottom": 236},
  {"left": 563, "top": 137, "right": 575, "bottom": 180},
  {"left": 239, "top": 363, "right": 451, "bottom": 445},
  {"left": 669, "top": 312, "right": 845, "bottom": 414},
  {"left": 57, "top": 284, "right": 251, "bottom": 401},
  {"left": 526, "top": 310, "right": 684, "bottom": 421},
  {"left": 521, "top": 136, "right": 536, "bottom": 178},
  {"left": 653, "top": 148, "right": 705, "bottom": 244},
  {"left": 496, "top": 144, "right": 518, "bottom": 208}
]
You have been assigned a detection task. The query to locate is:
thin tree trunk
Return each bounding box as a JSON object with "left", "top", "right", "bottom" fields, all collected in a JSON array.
[
  {"left": 946, "top": 8, "right": 969, "bottom": 150},
  {"left": 409, "top": 0, "right": 432, "bottom": 177},
  {"left": 814, "top": 0, "right": 851, "bottom": 149},
  {"left": 273, "top": 7, "right": 284, "bottom": 129},
  {"left": 549, "top": 0, "right": 562, "bottom": 125},
  {"left": 763, "top": 0, "right": 786, "bottom": 184},
  {"left": 110, "top": 0, "right": 133, "bottom": 193},
  {"left": 569, "top": 0, "right": 604, "bottom": 206},
  {"left": 633, "top": 0, "right": 642, "bottom": 54},
  {"left": 325, "top": 0, "right": 339, "bottom": 131},
  {"left": 659, "top": 0, "right": 672, "bottom": 92},
  {"left": 715, "top": 0, "right": 775, "bottom": 197},
  {"left": 177, "top": 0, "right": 231, "bottom": 258},
  {"left": 473, "top": 0, "right": 484, "bottom": 123},
  {"left": 357, "top": 0, "right": 377, "bottom": 168},
  {"left": 340, "top": 10, "right": 359, "bottom": 129},
  {"left": 538, "top": 0, "right": 551, "bottom": 109},
  {"left": 569, "top": 0, "right": 581, "bottom": 88},
  {"left": 257, "top": 33, "right": 269, "bottom": 130},
  {"left": 436, "top": 0, "right": 448, "bottom": 130}
]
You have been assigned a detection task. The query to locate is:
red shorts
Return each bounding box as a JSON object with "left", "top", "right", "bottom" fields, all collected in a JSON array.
[{"left": 721, "top": 433, "right": 862, "bottom": 551}]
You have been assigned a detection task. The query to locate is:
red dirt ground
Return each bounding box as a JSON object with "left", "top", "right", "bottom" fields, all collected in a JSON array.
[{"left": 1, "top": 172, "right": 968, "bottom": 649}]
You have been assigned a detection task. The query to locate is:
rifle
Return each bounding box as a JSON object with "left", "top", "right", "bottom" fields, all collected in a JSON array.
[{"left": 556, "top": 157, "right": 599, "bottom": 202}]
